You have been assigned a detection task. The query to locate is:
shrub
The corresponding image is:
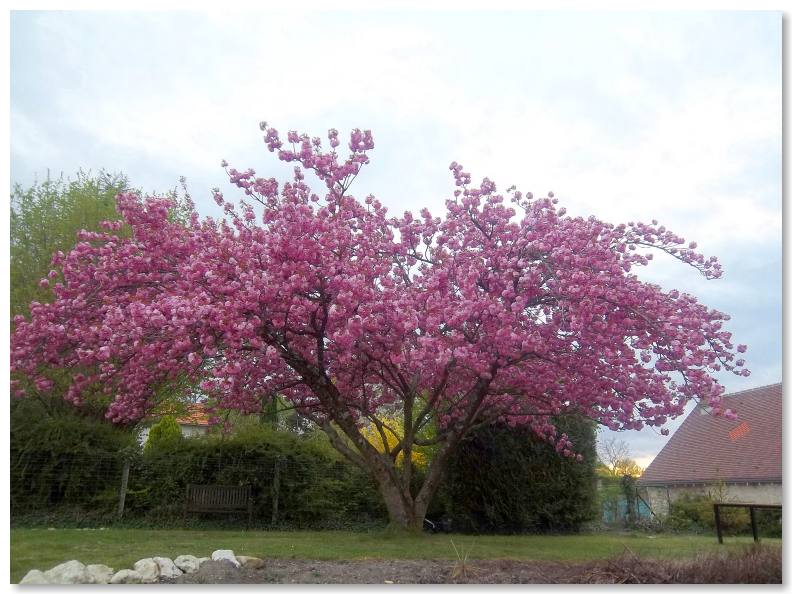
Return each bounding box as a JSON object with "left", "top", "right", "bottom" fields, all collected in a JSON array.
[
  {"left": 436, "top": 415, "right": 597, "bottom": 533},
  {"left": 143, "top": 415, "right": 182, "bottom": 452}
]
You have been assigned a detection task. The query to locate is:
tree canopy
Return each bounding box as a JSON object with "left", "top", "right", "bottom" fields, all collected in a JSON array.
[{"left": 10, "top": 124, "right": 749, "bottom": 529}]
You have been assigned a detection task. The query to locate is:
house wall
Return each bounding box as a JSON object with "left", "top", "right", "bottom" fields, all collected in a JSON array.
[
  {"left": 137, "top": 424, "right": 209, "bottom": 445},
  {"left": 180, "top": 425, "right": 209, "bottom": 438},
  {"left": 640, "top": 482, "right": 782, "bottom": 516}
]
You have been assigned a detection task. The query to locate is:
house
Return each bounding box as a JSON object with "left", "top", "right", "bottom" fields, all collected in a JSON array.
[
  {"left": 138, "top": 403, "right": 211, "bottom": 445},
  {"left": 638, "top": 383, "right": 781, "bottom": 515}
]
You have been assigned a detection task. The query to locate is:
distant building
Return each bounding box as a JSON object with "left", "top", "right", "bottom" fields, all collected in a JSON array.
[
  {"left": 638, "top": 383, "right": 781, "bottom": 515},
  {"left": 138, "top": 403, "right": 211, "bottom": 445}
]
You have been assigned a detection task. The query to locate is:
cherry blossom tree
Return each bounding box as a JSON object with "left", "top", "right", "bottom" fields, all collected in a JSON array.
[{"left": 11, "top": 123, "right": 749, "bottom": 530}]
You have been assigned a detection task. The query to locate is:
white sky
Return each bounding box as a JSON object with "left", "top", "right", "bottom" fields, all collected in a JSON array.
[{"left": 9, "top": 10, "right": 782, "bottom": 466}]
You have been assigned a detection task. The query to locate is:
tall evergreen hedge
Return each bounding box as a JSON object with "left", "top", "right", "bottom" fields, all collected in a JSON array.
[
  {"left": 435, "top": 415, "right": 597, "bottom": 533},
  {"left": 10, "top": 397, "right": 135, "bottom": 522}
]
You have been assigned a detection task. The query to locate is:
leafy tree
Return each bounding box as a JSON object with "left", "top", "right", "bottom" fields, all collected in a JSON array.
[
  {"left": 11, "top": 124, "right": 749, "bottom": 530},
  {"left": 10, "top": 170, "right": 130, "bottom": 318},
  {"left": 613, "top": 459, "right": 644, "bottom": 478},
  {"left": 144, "top": 415, "right": 183, "bottom": 452}
]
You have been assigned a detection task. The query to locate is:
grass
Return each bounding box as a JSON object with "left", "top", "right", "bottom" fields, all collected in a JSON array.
[{"left": 10, "top": 528, "right": 780, "bottom": 583}]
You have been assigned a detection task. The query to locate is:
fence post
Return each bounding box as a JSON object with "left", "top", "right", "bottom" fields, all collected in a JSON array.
[
  {"left": 750, "top": 506, "right": 759, "bottom": 542},
  {"left": 271, "top": 457, "right": 282, "bottom": 526},
  {"left": 117, "top": 460, "right": 131, "bottom": 520},
  {"left": 714, "top": 504, "right": 723, "bottom": 544}
]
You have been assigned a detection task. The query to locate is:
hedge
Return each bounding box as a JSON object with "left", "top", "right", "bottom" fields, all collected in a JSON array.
[
  {"left": 127, "top": 424, "right": 386, "bottom": 530},
  {"left": 435, "top": 415, "right": 598, "bottom": 533}
]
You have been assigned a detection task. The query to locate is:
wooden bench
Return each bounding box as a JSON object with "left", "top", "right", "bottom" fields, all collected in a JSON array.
[{"left": 183, "top": 484, "right": 253, "bottom": 530}]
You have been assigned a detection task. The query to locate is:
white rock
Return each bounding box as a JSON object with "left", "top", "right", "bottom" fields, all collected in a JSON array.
[
  {"left": 44, "top": 560, "right": 88, "bottom": 584},
  {"left": 153, "top": 556, "right": 183, "bottom": 579},
  {"left": 20, "top": 569, "right": 50, "bottom": 584},
  {"left": 237, "top": 556, "right": 265, "bottom": 570},
  {"left": 198, "top": 557, "right": 210, "bottom": 566},
  {"left": 211, "top": 549, "right": 240, "bottom": 567},
  {"left": 85, "top": 564, "right": 114, "bottom": 584},
  {"left": 174, "top": 554, "right": 201, "bottom": 574},
  {"left": 133, "top": 558, "right": 160, "bottom": 583},
  {"left": 110, "top": 569, "right": 143, "bottom": 584}
]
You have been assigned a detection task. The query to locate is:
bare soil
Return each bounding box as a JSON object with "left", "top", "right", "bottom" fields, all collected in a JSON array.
[{"left": 162, "top": 547, "right": 781, "bottom": 584}]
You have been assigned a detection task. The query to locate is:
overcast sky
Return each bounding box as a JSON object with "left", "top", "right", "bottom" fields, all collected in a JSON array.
[{"left": 10, "top": 10, "right": 781, "bottom": 467}]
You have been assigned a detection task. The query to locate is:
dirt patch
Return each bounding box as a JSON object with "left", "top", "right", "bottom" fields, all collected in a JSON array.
[
  {"left": 163, "top": 559, "right": 570, "bottom": 584},
  {"left": 162, "top": 547, "right": 781, "bottom": 584}
]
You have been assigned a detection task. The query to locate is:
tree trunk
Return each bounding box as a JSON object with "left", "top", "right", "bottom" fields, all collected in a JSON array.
[
  {"left": 378, "top": 480, "right": 425, "bottom": 532},
  {"left": 374, "top": 448, "right": 454, "bottom": 532}
]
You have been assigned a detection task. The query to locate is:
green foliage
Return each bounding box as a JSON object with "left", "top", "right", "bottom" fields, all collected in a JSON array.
[
  {"left": 10, "top": 171, "right": 130, "bottom": 318},
  {"left": 665, "top": 489, "right": 781, "bottom": 538},
  {"left": 128, "top": 424, "right": 386, "bottom": 529},
  {"left": 756, "top": 509, "right": 782, "bottom": 538},
  {"left": 667, "top": 493, "right": 744, "bottom": 533},
  {"left": 10, "top": 396, "right": 137, "bottom": 521},
  {"left": 144, "top": 416, "right": 183, "bottom": 452},
  {"left": 436, "top": 415, "right": 598, "bottom": 533}
]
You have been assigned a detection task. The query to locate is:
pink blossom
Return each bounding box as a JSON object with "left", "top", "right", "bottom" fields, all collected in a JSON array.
[{"left": 9, "top": 122, "right": 750, "bottom": 519}]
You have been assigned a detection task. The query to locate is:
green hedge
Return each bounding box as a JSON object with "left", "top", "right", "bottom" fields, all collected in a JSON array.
[
  {"left": 434, "top": 415, "right": 598, "bottom": 533},
  {"left": 126, "top": 424, "right": 386, "bottom": 530},
  {"left": 13, "top": 400, "right": 600, "bottom": 533},
  {"left": 11, "top": 402, "right": 386, "bottom": 530},
  {"left": 10, "top": 397, "right": 135, "bottom": 523}
]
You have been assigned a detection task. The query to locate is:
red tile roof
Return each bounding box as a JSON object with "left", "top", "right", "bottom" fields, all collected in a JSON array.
[
  {"left": 147, "top": 402, "right": 210, "bottom": 426},
  {"left": 175, "top": 403, "right": 210, "bottom": 426},
  {"left": 638, "top": 383, "right": 782, "bottom": 485}
]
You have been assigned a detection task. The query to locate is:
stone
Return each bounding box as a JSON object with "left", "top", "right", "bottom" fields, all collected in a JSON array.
[
  {"left": 198, "top": 557, "right": 210, "bottom": 566},
  {"left": 174, "top": 554, "right": 201, "bottom": 574},
  {"left": 133, "top": 558, "right": 160, "bottom": 583},
  {"left": 153, "top": 557, "right": 183, "bottom": 579},
  {"left": 19, "top": 569, "right": 50, "bottom": 584},
  {"left": 237, "top": 556, "right": 265, "bottom": 570},
  {"left": 211, "top": 549, "right": 240, "bottom": 567},
  {"left": 110, "top": 569, "right": 143, "bottom": 584},
  {"left": 85, "top": 564, "right": 114, "bottom": 584},
  {"left": 44, "top": 560, "right": 88, "bottom": 584}
]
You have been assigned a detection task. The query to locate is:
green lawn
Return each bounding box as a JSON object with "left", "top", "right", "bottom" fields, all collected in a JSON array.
[{"left": 10, "top": 528, "right": 779, "bottom": 583}]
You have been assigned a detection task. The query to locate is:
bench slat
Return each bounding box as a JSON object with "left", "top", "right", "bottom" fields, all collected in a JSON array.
[{"left": 185, "top": 485, "right": 251, "bottom": 512}]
